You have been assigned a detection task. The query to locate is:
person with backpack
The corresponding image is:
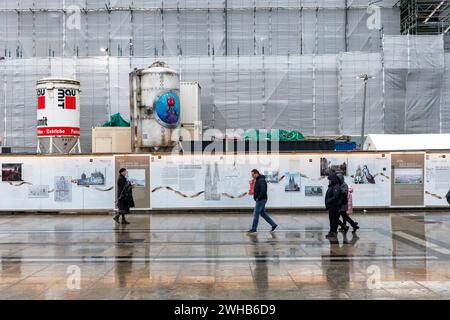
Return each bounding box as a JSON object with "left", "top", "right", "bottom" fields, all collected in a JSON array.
[{"left": 114, "top": 168, "right": 135, "bottom": 225}]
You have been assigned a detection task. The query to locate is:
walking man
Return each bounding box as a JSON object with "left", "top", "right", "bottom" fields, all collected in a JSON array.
[
  {"left": 336, "top": 173, "right": 360, "bottom": 233},
  {"left": 247, "top": 169, "right": 278, "bottom": 234},
  {"left": 325, "top": 173, "right": 341, "bottom": 238}
]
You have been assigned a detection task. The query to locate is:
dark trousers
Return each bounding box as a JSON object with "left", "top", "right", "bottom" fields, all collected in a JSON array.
[
  {"left": 328, "top": 209, "right": 340, "bottom": 233},
  {"left": 339, "top": 211, "right": 357, "bottom": 228}
]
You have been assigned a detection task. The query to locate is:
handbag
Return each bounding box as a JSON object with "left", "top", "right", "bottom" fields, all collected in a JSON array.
[
  {"left": 248, "top": 179, "right": 255, "bottom": 195},
  {"left": 115, "top": 182, "right": 130, "bottom": 207}
]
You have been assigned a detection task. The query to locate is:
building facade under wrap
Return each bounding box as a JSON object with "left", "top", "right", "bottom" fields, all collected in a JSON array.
[{"left": 0, "top": 1, "right": 449, "bottom": 152}]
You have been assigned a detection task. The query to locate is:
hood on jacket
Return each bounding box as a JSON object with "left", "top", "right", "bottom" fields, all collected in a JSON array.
[
  {"left": 328, "top": 173, "right": 339, "bottom": 185},
  {"left": 257, "top": 174, "right": 266, "bottom": 181},
  {"left": 336, "top": 173, "right": 344, "bottom": 185}
]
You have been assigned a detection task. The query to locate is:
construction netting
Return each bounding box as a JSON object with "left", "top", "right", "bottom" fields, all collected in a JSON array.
[
  {"left": 0, "top": 1, "right": 449, "bottom": 152},
  {"left": 0, "top": 1, "right": 399, "bottom": 58},
  {"left": 0, "top": 34, "right": 448, "bottom": 153},
  {"left": 384, "top": 35, "right": 446, "bottom": 134}
]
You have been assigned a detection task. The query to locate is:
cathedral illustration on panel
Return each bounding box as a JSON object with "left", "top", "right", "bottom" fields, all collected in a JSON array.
[{"left": 204, "top": 163, "right": 221, "bottom": 201}]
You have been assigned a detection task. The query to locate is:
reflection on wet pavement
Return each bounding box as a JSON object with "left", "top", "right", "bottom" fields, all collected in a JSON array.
[{"left": 0, "top": 212, "right": 450, "bottom": 299}]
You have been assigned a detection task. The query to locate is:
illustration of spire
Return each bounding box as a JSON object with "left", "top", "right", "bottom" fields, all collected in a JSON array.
[
  {"left": 205, "top": 163, "right": 212, "bottom": 200},
  {"left": 289, "top": 176, "right": 295, "bottom": 189},
  {"left": 224, "top": 161, "right": 240, "bottom": 195},
  {"left": 285, "top": 173, "right": 299, "bottom": 191},
  {"left": 211, "top": 162, "right": 221, "bottom": 200}
]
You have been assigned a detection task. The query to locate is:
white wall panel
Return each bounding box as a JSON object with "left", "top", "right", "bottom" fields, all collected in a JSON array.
[
  {"left": 424, "top": 153, "right": 450, "bottom": 206},
  {"left": 0, "top": 152, "right": 446, "bottom": 211},
  {"left": 150, "top": 153, "right": 392, "bottom": 209},
  {"left": 0, "top": 155, "right": 114, "bottom": 210}
]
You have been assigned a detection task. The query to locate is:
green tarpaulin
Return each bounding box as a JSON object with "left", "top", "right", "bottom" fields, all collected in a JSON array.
[
  {"left": 102, "top": 113, "right": 130, "bottom": 127},
  {"left": 242, "top": 129, "right": 305, "bottom": 141}
]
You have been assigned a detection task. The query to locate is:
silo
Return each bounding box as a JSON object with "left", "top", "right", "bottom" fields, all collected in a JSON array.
[
  {"left": 129, "top": 61, "right": 181, "bottom": 152},
  {"left": 36, "top": 78, "right": 81, "bottom": 154}
]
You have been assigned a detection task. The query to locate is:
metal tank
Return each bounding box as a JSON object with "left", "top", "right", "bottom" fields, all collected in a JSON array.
[
  {"left": 129, "top": 61, "right": 181, "bottom": 152},
  {"left": 36, "top": 77, "right": 81, "bottom": 154}
]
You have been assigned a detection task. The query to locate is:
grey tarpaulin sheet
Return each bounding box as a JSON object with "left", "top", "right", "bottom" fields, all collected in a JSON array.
[
  {"left": 384, "top": 35, "right": 445, "bottom": 134},
  {"left": 0, "top": 1, "right": 400, "bottom": 10},
  {"left": 338, "top": 52, "right": 383, "bottom": 135},
  {"left": 0, "top": 1, "right": 399, "bottom": 58},
  {"left": 442, "top": 53, "right": 450, "bottom": 134},
  {"left": 1, "top": 35, "right": 449, "bottom": 153}
]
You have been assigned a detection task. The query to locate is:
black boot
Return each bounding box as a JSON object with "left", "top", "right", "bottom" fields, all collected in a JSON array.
[
  {"left": 326, "top": 232, "right": 337, "bottom": 238},
  {"left": 121, "top": 216, "right": 130, "bottom": 224}
]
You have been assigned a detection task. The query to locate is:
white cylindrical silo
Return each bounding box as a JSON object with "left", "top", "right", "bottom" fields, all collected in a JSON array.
[
  {"left": 130, "top": 61, "right": 181, "bottom": 151},
  {"left": 36, "top": 77, "right": 81, "bottom": 153}
]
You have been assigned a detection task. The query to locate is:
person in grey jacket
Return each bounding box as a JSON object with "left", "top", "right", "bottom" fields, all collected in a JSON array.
[{"left": 336, "top": 173, "right": 359, "bottom": 233}]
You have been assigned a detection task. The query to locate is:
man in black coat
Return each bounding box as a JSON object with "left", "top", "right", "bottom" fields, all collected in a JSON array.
[
  {"left": 325, "top": 173, "right": 341, "bottom": 238},
  {"left": 248, "top": 169, "right": 278, "bottom": 234},
  {"left": 114, "top": 168, "right": 135, "bottom": 224}
]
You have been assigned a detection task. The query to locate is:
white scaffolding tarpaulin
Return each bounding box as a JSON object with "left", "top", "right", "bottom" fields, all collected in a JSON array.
[
  {"left": 0, "top": 34, "right": 449, "bottom": 153},
  {"left": 0, "top": 0, "right": 400, "bottom": 58},
  {"left": 0, "top": 1, "right": 449, "bottom": 152}
]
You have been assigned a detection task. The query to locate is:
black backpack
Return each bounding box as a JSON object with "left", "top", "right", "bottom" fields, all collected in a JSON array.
[{"left": 446, "top": 189, "right": 450, "bottom": 205}]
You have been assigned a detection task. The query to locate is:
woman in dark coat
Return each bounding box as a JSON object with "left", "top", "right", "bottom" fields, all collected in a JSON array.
[
  {"left": 325, "top": 173, "right": 342, "bottom": 238},
  {"left": 114, "top": 168, "right": 135, "bottom": 224}
]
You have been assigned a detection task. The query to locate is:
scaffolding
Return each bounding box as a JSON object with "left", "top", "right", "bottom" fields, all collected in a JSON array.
[{"left": 400, "top": 0, "right": 450, "bottom": 34}]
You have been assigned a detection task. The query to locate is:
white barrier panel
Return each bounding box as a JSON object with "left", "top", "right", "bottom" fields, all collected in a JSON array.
[
  {"left": 0, "top": 152, "right": 447, "bottom": 211},
  {"left": 0, "top": 155, "right": 115, "bottom": 211},
  {"left": 425, "top": 153, "right": 450, "bottom": 206},
  {"left": 347, "top": 153, "right": 391, "bottom": 207},
  {"left": 150, "top": 153, "right": 392, "bottom": 209}
]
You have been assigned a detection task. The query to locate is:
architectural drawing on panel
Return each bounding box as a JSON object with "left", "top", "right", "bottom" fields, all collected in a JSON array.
[
  {"left": 205, "top": 163, "right": 221, "bottom": 201},
  {"left": 54, "top": 176, "right": 72, "bottom": 202},
  {"left": 285, "top": 172, "right": 300, "bottom": 192},
  {"left": 77, "top": 169, "right": 106, "bottom": 186},
  {"left": 28, "top": 185, "right": 49, "bottom": 198}
]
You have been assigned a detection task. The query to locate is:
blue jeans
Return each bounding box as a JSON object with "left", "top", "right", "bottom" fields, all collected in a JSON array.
[{"left": 251, "top": 199, "right": 277, "bottom": 231}]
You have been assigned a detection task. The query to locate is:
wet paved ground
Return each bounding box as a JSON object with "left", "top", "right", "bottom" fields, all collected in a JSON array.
[{"left": 1, "top": 211, "right": 450, "bottom": 300}]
